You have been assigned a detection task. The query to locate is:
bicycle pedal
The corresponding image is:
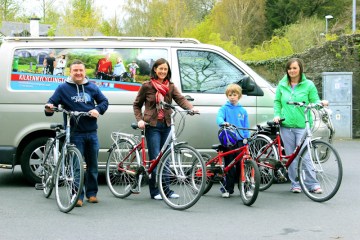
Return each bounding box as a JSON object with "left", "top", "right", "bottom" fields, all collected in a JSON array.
[{"left": 35, "top": 183, "right": 45, "bottom": 190}]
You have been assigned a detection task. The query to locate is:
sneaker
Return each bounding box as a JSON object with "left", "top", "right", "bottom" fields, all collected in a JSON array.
[
  {"left": 76, "top": 200, "right": 83, "bottom": 207},
  {"left": 291, "top": 187, "right": 302, "bottom": 193},
  {"left": 222, "top": 192, "right": 230, "bottom": 198},
  {"left": 88, "top": 196, "right": 98, "bottom": 203},
  {"left": 169, "top": 193, "right": 180, "bottom": 199},
  {"left": 312, "top": 187, "right": 323, "bottom": 194},
  {"left": 246, "top": 191, "right": 253, "bottom": 198},
  {"left": 153, "top": 194, "right": 162, "bottom": 200}
]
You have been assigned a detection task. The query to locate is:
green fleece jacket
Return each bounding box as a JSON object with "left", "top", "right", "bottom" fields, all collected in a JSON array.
[{"left": 274, "top": 74, "right": 320, "bottom": 128}]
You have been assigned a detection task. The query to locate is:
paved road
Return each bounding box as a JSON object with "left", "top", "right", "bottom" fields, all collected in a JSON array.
[{"left": 0, "top": 139, "right": 359, "bottom": 240}]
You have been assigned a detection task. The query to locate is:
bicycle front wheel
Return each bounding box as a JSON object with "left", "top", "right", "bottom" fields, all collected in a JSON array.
[
  {"left": 249, "top": 134, "right": 278, "bottom": 191},
  {"left": 298, "top": 140, "right": 342, "bottom": 202},
  {"left": 201, "top": 153, "right": 215, "bottom": 195},
  {"left": 55, "top": 146, "right": 84, "bottom": 213},
  {"left": 239, "top": 159, "right": 260, "bottom": 206},
  {"left": 42, "top": 138, "right": 56, "bottom": 198},
  {"left": 158, "top": 144, "right": 205, "bottom": 210},
  {"left": 106, "top": 139, "right": 137, "bottom": 198}
]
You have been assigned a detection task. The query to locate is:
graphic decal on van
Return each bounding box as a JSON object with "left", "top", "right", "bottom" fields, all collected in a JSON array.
[
  {"left": 10, "top": 73, "right": 142, "bottom": 91},
  {"left": 11, "top": 47, "right": 167, "bottom": 92}
]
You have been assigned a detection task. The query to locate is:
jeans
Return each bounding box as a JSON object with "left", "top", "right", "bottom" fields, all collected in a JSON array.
[
  {"left": 280, "top": 127, "right": 320, "bottom": 190},
  {"left": 145, "top": 122, "right": 171, "bottom": 198},
  {"left": 71, "top": 131, "right": 99, "bottom": 200}
]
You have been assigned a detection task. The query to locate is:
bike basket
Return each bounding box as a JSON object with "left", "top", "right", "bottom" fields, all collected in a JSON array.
[{"left": 218, "top": 126, "right": 238, "bottom": 147}]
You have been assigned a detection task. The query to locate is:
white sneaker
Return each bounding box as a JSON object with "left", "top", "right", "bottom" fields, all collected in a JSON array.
[
  {"left": 153, "top": 194, "right": 162, "bottom": 200},
  {"left": 169, "top": 193, "right": 180, "bottom": 199},
  {"left": 222, "top": 192, "right": 230, "bottom": 198},
  {"left": 246, "top": 191, "right": 253, "bottom": 198}
]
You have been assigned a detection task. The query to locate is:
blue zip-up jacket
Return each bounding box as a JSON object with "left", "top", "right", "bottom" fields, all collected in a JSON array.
[
  {"left": 216, "top": 101, "right": 249, "bottom": 139},
  {"left": 47, "top": 77, "right": 109, "bottom": 132}
]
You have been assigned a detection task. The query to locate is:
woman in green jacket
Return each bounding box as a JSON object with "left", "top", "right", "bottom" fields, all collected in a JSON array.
[{"left": 273, "top": 58, "right": 328, "bottom": 194}]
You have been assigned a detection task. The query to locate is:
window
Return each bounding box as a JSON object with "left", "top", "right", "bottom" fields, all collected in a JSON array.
[{"left": 178, "top": 50, "right": 246, "bottom": 94}]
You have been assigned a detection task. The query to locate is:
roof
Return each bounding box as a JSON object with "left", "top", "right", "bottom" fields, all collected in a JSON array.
[{"left": 0, "top": 21, "right": 51, "bottom": 37}]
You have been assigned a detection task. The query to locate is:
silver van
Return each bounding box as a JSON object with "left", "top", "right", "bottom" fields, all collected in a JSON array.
[{"left": 0, "top": 36, "right": 279, "bottom": 184}]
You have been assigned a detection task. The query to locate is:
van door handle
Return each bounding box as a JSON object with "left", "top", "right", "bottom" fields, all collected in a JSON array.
[{"left": 184, "top": 95, "right": 194, "bottom": 102}]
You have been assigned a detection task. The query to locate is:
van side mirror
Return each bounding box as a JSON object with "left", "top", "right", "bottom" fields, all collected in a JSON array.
[{"left": 238, "top": 76, "right": 264, "bottom": 96}]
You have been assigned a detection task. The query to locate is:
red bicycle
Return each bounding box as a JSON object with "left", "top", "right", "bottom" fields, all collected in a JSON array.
[
  {"left": 105, "top": 102, "right": 206, "bottom": 210},
  {"left": 201, "top": 125, "right": 260, "bottom": 206},
  {"left": 250, "top": 101, "right": 342, "bottom": 202}
]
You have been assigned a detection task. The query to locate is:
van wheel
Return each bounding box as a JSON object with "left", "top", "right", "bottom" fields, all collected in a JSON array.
[{"left": 20, "top": 137, "right": 48, "bottom": 185}]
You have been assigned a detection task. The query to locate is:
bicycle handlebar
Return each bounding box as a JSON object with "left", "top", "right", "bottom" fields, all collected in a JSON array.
[
  {"left": 45, "top": 105, "right": 91, "bottom": 117},
  {"left": 160, "top": 101, "right": 199, "bottom": 115}
]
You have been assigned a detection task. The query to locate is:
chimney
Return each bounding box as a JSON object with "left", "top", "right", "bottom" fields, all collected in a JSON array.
[{"left": 30, "top": 18, "right": 40, "bottom": 37}]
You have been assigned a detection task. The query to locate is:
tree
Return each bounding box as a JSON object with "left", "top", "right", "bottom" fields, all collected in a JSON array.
[
  {"left": 100, "top": 12, "right": 122, "bottom": 36},
  {"left": 0, "top": 0, "right": 24, "bottom": 21},
  {"left": 60, "top": 0, "right": 100, "bottom": 36},
  {"left": 265, "top": 0, "right": 349, "bottom": 36},
  {"left": 209, "top": 0, "right": 267, "bottom": 48},
  {"left": 38, "top": 0, "right": 58, "bottom": 24}
]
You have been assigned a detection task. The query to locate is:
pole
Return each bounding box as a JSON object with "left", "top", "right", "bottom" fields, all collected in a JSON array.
[{"left": 353, "top": 0, "right": 357, "bottom": 33}]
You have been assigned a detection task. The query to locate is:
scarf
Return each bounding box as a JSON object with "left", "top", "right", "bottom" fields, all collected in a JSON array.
[{"left": 151, "top": 78, "right": 169, "bottom": 119}]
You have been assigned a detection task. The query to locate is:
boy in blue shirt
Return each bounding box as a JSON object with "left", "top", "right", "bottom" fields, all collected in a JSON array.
[{"left": 216, "top": 83, "right": 249, "bottom": 198}]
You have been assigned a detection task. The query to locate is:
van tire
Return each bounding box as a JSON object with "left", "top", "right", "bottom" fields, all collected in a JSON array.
[{"left": 20, "top": 137, "right": 48, "bottom": 185}]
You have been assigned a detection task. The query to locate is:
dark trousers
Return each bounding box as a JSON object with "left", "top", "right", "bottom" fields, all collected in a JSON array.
[{"left": 223, "top": 141, "right": 244, "bottom": 194}]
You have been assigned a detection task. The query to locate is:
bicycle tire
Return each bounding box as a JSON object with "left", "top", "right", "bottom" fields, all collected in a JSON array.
[
  {"left": 42, "top": 138, "right": 56, "bottom": 198},
  {"left": 239, "top": 159, "right": 260, "bottom": 206},
  {"left": 55, "top": 146, "right": 84, "bottom": 213},
  {"left": 106, "top": 139, "right": 137, "bottom": 198},
  {"left": 158, "top": 144, "right": 205, "bottom": 210},
  {"left": 298, "top": 140, "right": 342, "bottom": 202},
  {"left": 201, "top": 153, "right": 215, "bottom": 195},
  {"left": 249, "top": 134, "right": 278, "bottom": 191}
]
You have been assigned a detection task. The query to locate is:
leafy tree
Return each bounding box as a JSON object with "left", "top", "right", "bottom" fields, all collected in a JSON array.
[
  {"left": 265, "top": 0, "right": 350, "bottom": 36},
  {"left": 0, "top": 0, "right": 24, "bottom": 21},
  {"left": 60, "top": 0, "right": 100, "bottom": 36},
  {"left": 100, "top": 13, "right": 122, "bottom": 36},
  {"left": 209, "top": 0, "right": 267, "bottom": 48},
  {"left": 122, "top": 0, "right": 152, "bottom": 36}
]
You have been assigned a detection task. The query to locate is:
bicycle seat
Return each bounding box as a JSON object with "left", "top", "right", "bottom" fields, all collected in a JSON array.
[{"left": 50, "top": 123, "right": 64, "bottom": 130}]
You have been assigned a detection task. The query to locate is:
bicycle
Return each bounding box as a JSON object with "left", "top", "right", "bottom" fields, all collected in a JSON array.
[
  {"left": 200, "top": 125, "right": 261, "bottom": 206},
  {"left": 250, "top": 101, "right": 342, "bottom": 202},
  {"left": 35, "top": 106, "right": 89, "bottom": 213},
  {"left": 105, "top": 101, "right": 206, "bottom": 210}
]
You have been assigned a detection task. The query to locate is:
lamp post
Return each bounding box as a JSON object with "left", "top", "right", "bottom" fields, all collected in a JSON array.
[{"left": 325, "top": 15, "right": 334, "bottom": 34}]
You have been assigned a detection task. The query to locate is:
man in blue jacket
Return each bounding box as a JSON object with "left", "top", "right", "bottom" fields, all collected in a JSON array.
[{"left": 45, "top": 60, "right": 109, "bottom": 207}]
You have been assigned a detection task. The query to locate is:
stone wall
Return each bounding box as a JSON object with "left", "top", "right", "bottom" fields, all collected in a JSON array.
[{"left": 246, "top": 34, "right": 360, "bottom": 138}]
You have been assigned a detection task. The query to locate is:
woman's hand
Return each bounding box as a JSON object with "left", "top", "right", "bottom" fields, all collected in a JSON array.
[
  {"left": 273, "top": 116, "right": 281, "bottom": 123},
  {"left": 138, "top": 120, "right": 146, "bottom": 129},
  {"left": 321, "top": 100, "right": 329, "bottom": 106}
]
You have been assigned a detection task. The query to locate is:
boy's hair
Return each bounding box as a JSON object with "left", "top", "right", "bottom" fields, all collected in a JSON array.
[{"left": 225, "top": 83, "right": 242, "bottom": 98}]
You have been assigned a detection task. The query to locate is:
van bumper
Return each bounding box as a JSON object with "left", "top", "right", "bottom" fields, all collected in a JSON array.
[{"left": 0, "top": 146, "right": 16, "bottom": 166}]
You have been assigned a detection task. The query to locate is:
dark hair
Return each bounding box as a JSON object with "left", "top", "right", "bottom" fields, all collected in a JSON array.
[
  {"left": 150, "top": 58, "right": 171, "bottom": 81},
  {"left": 285, "top": 58, "right": 304, "bottom": 84},
  {"left": 70, "top": 59, "right": 85, "bottom": 69}
]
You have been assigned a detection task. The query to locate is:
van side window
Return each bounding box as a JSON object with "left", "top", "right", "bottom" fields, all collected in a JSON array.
[{"left": 177, "top": 50, "right": 246, "bottom": 93}]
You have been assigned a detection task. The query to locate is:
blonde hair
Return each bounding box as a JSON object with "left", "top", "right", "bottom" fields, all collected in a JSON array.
[{"left": 225, "top": 83, "right": 242, "bottom": 98}]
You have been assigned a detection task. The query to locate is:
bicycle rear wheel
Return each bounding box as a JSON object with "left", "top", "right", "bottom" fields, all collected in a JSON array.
[
  {"left": 201, "top": 153, "right": 216, "bottom": 195},
  {"left": 106, "top": 139, "right": 137, "bottom": 198},
  {"left": 55, "top": 146, "right": 84, "bottom": 213},
  {"left": 298, "top": 140, "right": 342, "bottom": 202},
  {"left": 249, "top": 134, "right": 278, "bottom": 191},
  {"left": 158, "top": 144, "right": 205, "bottom": 210},
  {"left": 42, "top": 138, "right": 56, "bottom": 198},
  {"left": 239, "top": 159, "right": 260, "bottom": 206}
]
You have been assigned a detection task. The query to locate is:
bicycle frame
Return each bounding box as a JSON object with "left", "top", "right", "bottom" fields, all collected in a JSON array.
[
  {"left": 256, "top": 102, "right": 324, "bottom": 172},
  {"left": 205, "top": 144, "right": 252, "bottom": 183}
]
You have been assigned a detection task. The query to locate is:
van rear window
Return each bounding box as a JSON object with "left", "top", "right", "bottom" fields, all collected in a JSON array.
[{"left": 10, "top": 48, "right": 167, "bottom": 91}]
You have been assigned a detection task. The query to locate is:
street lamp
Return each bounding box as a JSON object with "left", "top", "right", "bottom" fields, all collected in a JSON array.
[{"left": 325, "top": 15, "right": 334, "bottom": 34}]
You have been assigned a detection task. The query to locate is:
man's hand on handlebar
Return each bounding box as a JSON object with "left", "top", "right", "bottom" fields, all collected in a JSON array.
[{"left": 45, "top": 103, "right": 55, "bottom": 113}]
